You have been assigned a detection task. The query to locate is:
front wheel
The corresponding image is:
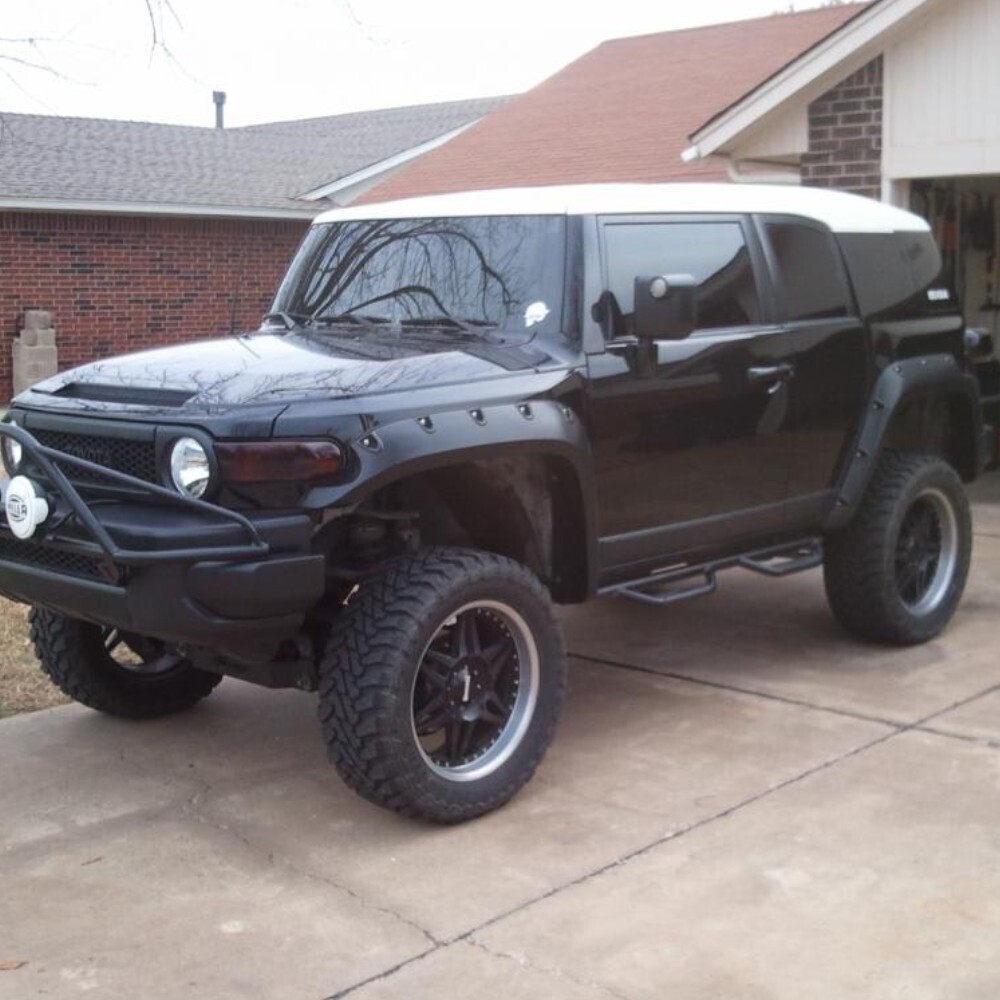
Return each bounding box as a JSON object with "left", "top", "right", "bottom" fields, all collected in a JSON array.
[
  {"left": 318, "top": 548, "right": 567, "bottom": 823},
  {"left": 29, "top": 609, "right": 222, "bottom": 718},
  {"left": 823, "top": 452, "right": 972, "bottom": 645}
]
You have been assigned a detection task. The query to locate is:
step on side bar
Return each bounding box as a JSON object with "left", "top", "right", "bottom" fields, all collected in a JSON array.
[{"left": 600, "top": 538, "right": 823, "bottom": 607}]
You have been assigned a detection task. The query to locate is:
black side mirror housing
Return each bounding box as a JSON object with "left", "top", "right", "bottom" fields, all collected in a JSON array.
[{"left": 633, "top": 274, "right": 698, "bottom": 341}]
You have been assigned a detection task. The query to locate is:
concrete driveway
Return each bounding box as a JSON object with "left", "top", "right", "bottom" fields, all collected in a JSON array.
[{"left": 4, "top": 481, "right": 1000, "bottom": 999}]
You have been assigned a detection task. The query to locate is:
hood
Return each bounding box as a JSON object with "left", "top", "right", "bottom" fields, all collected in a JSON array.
[{"left": 21, "top": 331, "right": 538, "bottom": 413}]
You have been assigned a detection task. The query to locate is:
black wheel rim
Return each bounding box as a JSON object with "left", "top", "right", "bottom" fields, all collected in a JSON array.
[
  {"left": 894, "top": 488, "right": 958, "bottom": 615},
  {"left": 411, "top": 600, "right": 539, "bottom": 782},
  {"left": 100, "top": 627, "right": 188, "bottom": 676}
]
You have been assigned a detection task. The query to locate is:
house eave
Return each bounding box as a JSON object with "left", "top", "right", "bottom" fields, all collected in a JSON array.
[
  {"left": 686, "top": 0, "right": 938, "bottom": 159},
  {"left": 0, "top": 197, "right": 320, "bottom": 220},
  {"left": 298, "top": 120, "right": 484, "bottom": 203}
]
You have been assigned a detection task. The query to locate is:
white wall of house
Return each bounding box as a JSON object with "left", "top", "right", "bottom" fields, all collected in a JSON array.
[{"left": 885, "top": 0, "right": 1000, "bottom": 179}]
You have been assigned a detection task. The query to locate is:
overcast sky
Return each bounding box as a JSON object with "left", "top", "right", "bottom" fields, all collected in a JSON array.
[{"left": 2, "top": 0, "right": 831, "bottom": 127}]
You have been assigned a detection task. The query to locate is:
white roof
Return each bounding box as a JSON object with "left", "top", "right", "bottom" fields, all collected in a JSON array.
[{"left": 314, "top": 183, "right": 930, "bottom": 235}]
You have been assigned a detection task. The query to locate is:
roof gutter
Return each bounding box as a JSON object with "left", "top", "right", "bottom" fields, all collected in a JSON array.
[
  {"left": 724, "top": 155, "right": 801, "bottom": 185},
  {"left": 680, "top": 147, "right": 801, "bottom": 185},
  {"left": 0, "top": 197, "right": 319, "bottom": 221}
]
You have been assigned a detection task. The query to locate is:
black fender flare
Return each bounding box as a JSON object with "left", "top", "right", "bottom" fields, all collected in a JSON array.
[
  {"left": 825, "top": 353, "right": 985, "bottom": 530},
  {"left": 306, "top": 398, "right": 599, "bottom": 596}
]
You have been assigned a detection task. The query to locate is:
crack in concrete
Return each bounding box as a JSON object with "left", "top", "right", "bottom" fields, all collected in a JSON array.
[
  {"left": 179, "top": 795, "right": 441, "bottom": 952},
  {"left": 467, "top": 937, "right": 635, "bottom": 1000},
  {"left": 570, "top": 650, "right": 907, "bottom": 729},
  {"left": 322, "top": 677, "right": 1000, "bottom": 998},
  {"left": 322, "top": 947, "right": 439, "bottom": 1000},
  {"left": 323, "top": 735, "right": 898, "bottom": 997},
  {"left": 915, "top": 724, "right": 1000, "bottom": 750},
  {"left": 912, "top": 680, "right": 1000, "bottom": 727}
]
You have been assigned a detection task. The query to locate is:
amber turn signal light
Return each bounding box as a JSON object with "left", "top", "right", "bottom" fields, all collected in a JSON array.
[{"left": 215, "top": 440, "right": 344, "bottom": 484}]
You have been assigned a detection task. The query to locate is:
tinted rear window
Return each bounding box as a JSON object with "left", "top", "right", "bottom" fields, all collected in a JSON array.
[{"left": 763, "top": 221, "right": 853, "bottom": 322}]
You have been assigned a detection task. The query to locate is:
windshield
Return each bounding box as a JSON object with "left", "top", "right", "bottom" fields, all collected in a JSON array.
[{"left": 272, "top": 215, "right": 565, "bottom": 336}]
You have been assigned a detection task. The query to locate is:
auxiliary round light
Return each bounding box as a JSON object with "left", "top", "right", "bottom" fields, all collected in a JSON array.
[{"left": 169, "top": 437, "right": 210, "bottom": 498}]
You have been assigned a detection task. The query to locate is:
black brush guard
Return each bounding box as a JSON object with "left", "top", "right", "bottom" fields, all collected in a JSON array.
[{"left": 0, "top": 424, "right": 326, "bottom": 660}]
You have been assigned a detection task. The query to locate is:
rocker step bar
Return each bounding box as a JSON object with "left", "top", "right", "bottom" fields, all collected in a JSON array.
[{"left": 600, "top": 538, "right": 823, "bottom": 607}]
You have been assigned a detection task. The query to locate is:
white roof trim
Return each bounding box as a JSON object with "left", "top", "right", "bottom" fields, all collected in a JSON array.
[
  {"left": 313, "top": 182, "right": 930, "bottom": 234},
  {"left": 0, "top": 197, "right": 317, "bottom": 220},
  {"left": 686, "top": 0, "right": 937, "bottom": 160},
  {"left": 299, "top": 120, "right": 483, "bottom": 203}
]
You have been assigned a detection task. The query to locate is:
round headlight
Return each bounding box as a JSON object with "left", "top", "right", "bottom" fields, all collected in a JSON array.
[
  {"left": 169, "top": 437, "right": 210, "bottom": 498},
  {"left": 2, "top": 423, "right": 22, "bottom": 474}
]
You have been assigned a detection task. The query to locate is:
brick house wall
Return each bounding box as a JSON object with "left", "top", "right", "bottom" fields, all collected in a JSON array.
[
  {"left": 0, "top": 212, "right": 309, "bottom": 401},
  {"left": 801, "top": 56, "right": 884, "bottom": 199}
]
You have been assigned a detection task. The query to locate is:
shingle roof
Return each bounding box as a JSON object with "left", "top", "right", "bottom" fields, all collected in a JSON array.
[
  {"left": 364, "top": 5, "right": 867, "bottom": 203},
  {"left": 0, "top": 96, "right": 508, "bottom": 216}
]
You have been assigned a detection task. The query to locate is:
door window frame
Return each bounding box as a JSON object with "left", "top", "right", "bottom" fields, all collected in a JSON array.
[{"left": 589, "top": 213, "right": 778, "bottom": 350}]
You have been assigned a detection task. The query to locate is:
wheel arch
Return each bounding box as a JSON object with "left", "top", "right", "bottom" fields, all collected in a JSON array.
[
  {"left": 827, "top": 354, "right": 985, "bottom": 530},
  {"left": 315, "top": 400, "right": 598, "bottom": 602}
]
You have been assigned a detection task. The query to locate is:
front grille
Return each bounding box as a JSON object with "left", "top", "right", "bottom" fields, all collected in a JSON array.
[
  {"left": 0, "top": 536, "right": 118, "bottom": 582},
  {"left": 29, "top": 429, "right": 158, "bottom": 486}
]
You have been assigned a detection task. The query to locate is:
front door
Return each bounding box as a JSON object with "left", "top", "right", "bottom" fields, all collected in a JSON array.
[{"left": 586, "top": 216, "right": 796, "bottom": 581}]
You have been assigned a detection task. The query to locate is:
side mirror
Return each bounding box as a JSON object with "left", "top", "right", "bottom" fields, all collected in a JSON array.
[{"left": 633, "top": 274, "right": 698, "bottom": 341}]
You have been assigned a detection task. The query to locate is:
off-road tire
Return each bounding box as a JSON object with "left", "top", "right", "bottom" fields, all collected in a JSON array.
[
  {"left": 823, "top": 451, "right": 971, "bottom": 645},
  {"left": 29, "top": 608, "right": 222, "bottom": 718},
  {"left": 318, "top": 548, "right": 567, "bottom": 823}
]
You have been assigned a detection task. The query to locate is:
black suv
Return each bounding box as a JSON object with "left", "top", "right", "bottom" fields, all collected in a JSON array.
[{"left": 1, "top": 184, "right": 993, "bottom": 822}]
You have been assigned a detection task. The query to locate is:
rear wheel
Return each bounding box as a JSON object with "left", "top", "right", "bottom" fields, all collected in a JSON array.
[
  {"left": 823, "top": 452, "right": 971, "bottom": 645},
  {"left": 318, "top": 548, "right": 566, "bottom": 823},
  {"left": 29, "top": 609, "right": 222, "bottom": 718}
]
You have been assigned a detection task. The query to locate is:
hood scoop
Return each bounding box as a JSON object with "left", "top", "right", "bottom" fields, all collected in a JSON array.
[{"left": 52, "top": 382, "right": 196, "bottom": 407}]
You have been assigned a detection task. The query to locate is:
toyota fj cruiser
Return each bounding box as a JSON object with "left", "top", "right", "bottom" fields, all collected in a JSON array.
[{"left": 1, "top": 184, "right": 993, "bottom": 823}]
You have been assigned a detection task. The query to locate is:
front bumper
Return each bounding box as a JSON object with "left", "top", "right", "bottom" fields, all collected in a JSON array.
[{"left": 0, "top": 424, "right": 325, "bottom": 659}]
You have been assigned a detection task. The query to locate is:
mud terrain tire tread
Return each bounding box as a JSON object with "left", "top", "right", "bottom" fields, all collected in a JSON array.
[
  {"left": 29, "top": 608, "right": 222, "bottom": 718},
  {"left": 318, "top": 547, "right": 566, "bottom": 823},
  {"left": 823, "top": 451, "right": 971, "bottom": 645}
]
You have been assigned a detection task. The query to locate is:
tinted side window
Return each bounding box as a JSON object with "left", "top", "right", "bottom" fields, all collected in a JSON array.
[
  {"left": 764, "top": 222, "right": 852, "bottom": 321},
  {"left": 599, "top": 222, "right": 761, "bottom": 337}
]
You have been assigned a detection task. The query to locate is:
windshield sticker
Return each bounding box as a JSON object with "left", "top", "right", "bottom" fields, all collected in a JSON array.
[{"left": 524, "top": 302, "right": 550, "bottom": 328}]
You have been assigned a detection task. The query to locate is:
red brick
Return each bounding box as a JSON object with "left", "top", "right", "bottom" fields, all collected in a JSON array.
[
  {"left": 0, "top": 212, "right": 307, "bottom": 400},
  {"left": 803, "top": 56, "right": 882, "bottom": 200}
]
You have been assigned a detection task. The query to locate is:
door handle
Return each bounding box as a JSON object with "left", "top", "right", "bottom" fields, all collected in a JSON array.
[{"left": 747, "top": 364, "right": 794, "bottom": 393}]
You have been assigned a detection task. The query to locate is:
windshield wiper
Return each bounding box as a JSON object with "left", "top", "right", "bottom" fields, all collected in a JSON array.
[
  {"left": 399, "top": 316, "right": 495, "bottom": 332},
  {"left": 314, "top": 313, "right": 394, "bottom": 328}
]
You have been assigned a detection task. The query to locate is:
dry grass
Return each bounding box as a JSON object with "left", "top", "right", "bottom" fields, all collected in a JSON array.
[
  {"left": 0, "top": 598, "right": 69, "bottom": 717},
  {"left": 0, "top": 455, "right": 70, "bottom": 715}
]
